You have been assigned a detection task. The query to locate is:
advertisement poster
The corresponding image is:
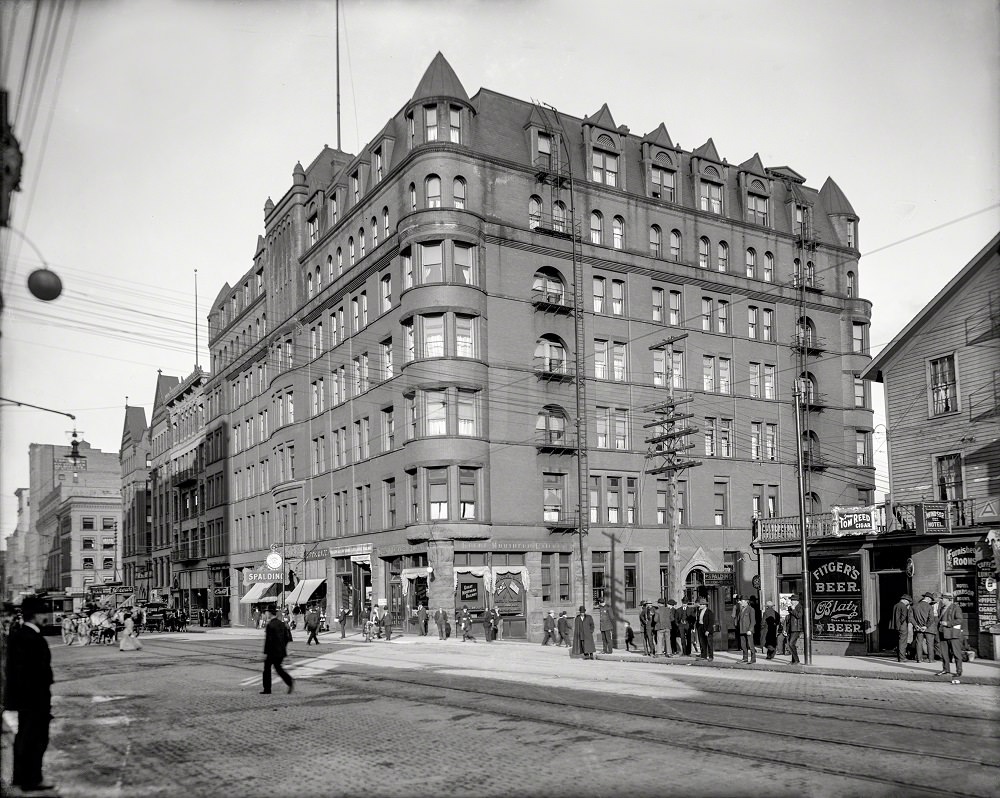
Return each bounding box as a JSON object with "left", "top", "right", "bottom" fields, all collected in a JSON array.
[
  {"left": 809, "top": 555, "right": 865, "bottom": 641},
  {"left": 459, "top": 582, "right": 479, "bottom": 602},
  {"left": 976, "top": 543, "right": 997, "bottom": 633}
]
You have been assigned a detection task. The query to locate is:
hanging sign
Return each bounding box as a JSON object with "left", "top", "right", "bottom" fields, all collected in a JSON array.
[{"left": 946, "top": 545, "right": 976, "bottom": 570}]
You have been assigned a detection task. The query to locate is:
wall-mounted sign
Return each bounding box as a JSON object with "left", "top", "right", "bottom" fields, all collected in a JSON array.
[
  {"left": 810, "top": 555, "right": 864, "bottom": 641},
  {"left": 918, "top": 502, "right": 951, "bottom": 534},
  {"left": 459, "top": 582, "right": 479, "bottom": 602},
  {"left": 832, "top": 506, "right": 875, "bottom": 535},
  {"left": 213, "top": 587, "right": 230, "bottom": 597},
  {"left": 704, "top": 571, "right": 734, "bottom": 586},
  {"left": 494, "top": 575, "right": 524, "bottom": 614},
  {"left": 977, "top": 544, "right": 998, "bottom": 634},
  {"left": 244, "top": 569, "right": 283, "bottom": 585},
  {"left": 945, "top": 544, "right": 976, "bottom": 570}
]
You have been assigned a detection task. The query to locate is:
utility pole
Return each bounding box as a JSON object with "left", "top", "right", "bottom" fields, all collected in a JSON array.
[
  {"left": 646, "top": 334, "right": 701, "bottom": 602},
  {"left": 793, "top": 377, "right": 813, "bottom": 665}
]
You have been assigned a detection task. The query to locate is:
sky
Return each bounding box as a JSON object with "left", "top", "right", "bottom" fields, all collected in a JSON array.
[{"left": 1, "top": 0, "right": 998, "bottom": 539}]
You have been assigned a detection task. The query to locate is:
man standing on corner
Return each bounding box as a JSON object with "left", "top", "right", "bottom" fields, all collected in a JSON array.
[
  {"left": 695, "top": 597, "right": 714, "bottom": 661},
  {"left": 737, "top": 596, "right": 757, "bottom": 664},
  {"left": 337, "top": 606, "right": 349, "bottom": 639},
  {"left": 4, "top": 596, "right": 56, "bottom": 792},
  {"left": 261, "top": 605, "right": 294, "bottom": 695},
  {"left": 416, "top": 603, "right": 427, "bottom": 636},
  {"left": 657, "top": 599, "right": 675, "bottom": 657},
  {"left": 890, "top": 593, "right": 913, "bottom": 662},
  {"left": 785, "top": 594, "right": 804, "bottom": 664},
  {"left": 598, "top": 601, "right": 614, "bottom": 654},
  {"left": 936, "top": 592, "right": 965, "bottom": 684},
  {"left": 910, "top": 592, "right": 937, "bottom": 663},
  {"left": 434, "top": 607, "right": 447, "bottom": 640},
  {"left": 571, "top": 605, "right": 596, "bottom": 660}
]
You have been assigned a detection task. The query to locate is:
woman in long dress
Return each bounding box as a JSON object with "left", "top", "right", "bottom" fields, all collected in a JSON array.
[{"left": 119, "top": 612, "right": 143, "bottom": 652}]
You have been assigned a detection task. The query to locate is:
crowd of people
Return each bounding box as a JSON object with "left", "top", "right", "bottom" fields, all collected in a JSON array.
[{"left": 890, "top": 591, "right": 968, "bottom": 683}]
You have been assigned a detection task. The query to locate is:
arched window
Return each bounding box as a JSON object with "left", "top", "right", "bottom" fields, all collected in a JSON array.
[
  {"left": 649, "top": 225, "right": 662, "bottom": 257},
  {"left": 746, "top": 248, "right": 756, "bottom": 278},
  {"left": 800, "top": 372, "right": 819, "bottom": 403},
  {"left": 553, "top": 201, "right": 567, "bottom": 233},
  {"left": 261, "top": 312, "right": 266, "bottom": 335},
  {"left": 315, "top": 265, "right": 321, "bottom": 288},
  {"left": 529, "top": 196, "right": 542, "bottom": 230},
  {"left": 453, "top": 177, "right": 466, "bottom": 210},
  {"left": 590, "top": 211, "right": 603, "bottom": 245},
  {"left": 796, "top": 316, "right": 817, "bottom": 347},
  {"left": 764, "top": 252, "right": 774, "bottom": 282},
  {"left": 425, "top": 175, "right": 441, "bottom": 208},
  {"left": 699, "top": 237, "right": 710, "bottom": 268},
  {"left": 718, "top": 241, "right": 729, "bottom": 272},
  {"left": 255, "top": 318, "right": 260, "bottom": 341},
  {"left": 532, "top": 269, "right": 565, "bottom": 304},
  {"left": 805, "top": 492, "right": 822, "bottom": 516},
  {"left": 847, "top": 271, "right": 856, "bottom": 297},
  {"left": 382, "top": 207, "right": 390, "bottom": 238},
  {"left": 371, "top": 217, "right": 378, "bottom": 248},
  {"left": 669, "top": 229, "right": 681, "bottom": 260},
  {"left": 806, "top": 260, "right": 815, "bottom": 286},
  {"left": 336, "top": 248, "right": 343, "bottom": 275},
  {"left": 348, "top": 237, "right": 355, "bottom": 266},
  {"left": 409, "top": 183, "right": 417, "bottom": 212},
  {"left": 534, "top": 336, "right": 568, "bottom": 375},
  {"left": 613, "top": 216, "right": 625, "bottom": 250},
  {"left": 536, "top": 406, "right": 569, "bottom": 445},
  {"left": 793, "top": 258, "right": 801, "bottom": 283},
  {"left": 326, "top": 254, "right": 334, "bottom": 281},
  {"left": 684, "top": 567, "right": 706, "bottom": 604}
]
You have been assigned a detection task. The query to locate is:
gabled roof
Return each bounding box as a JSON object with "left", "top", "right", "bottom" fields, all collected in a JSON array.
[
  {"left": 583, "top": 102, "right": 617, "bottom": 131},
  {"left": 152, "top": 373, "right": 180, "bottom": 410},
  {"left": 211, "top": 281, "right": 232, "bottom": 309},
  {"left": 819, "top": 176, "right": 857, "bottom": 216},
  {"left": 691, "top": 137, "right": 721, "bottom": 163},
  {"left": 642, "top": 122, "right": 674, "bottom": 149},
  {"left": 861, "top": 232, "right": 1000, "bottom": 383},
  {"left": 120, "top": 405, "right": 148, "bottom": 448},
  {"left": 411, "top": 52, "right": 469, "bottom": 104},
  {"left": 767, "top": 165, "right": 807, "bottom": 183},
  {"left": 738, "top": 152, "right": 767, "bottom": 177}
]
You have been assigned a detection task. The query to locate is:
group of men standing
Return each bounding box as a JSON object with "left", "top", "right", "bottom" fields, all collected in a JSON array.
[
  {"left": 891, "top": 591, "right": 967, "bottom": 682},
  {"left": 635, "top": 597, "right": 718, "bottom": 661}
]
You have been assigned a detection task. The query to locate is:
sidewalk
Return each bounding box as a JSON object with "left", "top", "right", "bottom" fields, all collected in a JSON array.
[{"left": 194, "top": 626, "right": 1000, "bottom": 685}]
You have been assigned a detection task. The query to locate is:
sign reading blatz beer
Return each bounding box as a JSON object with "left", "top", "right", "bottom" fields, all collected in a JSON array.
[{"left": 810, "top": 555, "right": 865, "bottom": 641}]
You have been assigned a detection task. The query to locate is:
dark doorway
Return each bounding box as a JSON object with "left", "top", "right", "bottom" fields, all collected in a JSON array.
[{"left": 877, "top": 571, "right": 908, "bottom": 651}]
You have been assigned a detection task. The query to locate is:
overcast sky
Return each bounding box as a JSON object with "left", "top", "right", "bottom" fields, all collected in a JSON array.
[{"left": 1, "top": 0, "right": 998, "bottom": 538}]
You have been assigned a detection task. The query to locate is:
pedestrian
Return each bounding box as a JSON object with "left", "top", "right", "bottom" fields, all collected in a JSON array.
[
  {"left": 935, "top": 593, "right": 965, "bottom": 684},
  {"left": 434, "top": 607, "right": 447, "bottom": 640},
  {"left": 483, "top": 608, "right": 496, "bottom": 642},
  {"left": 119, "top": 612, "right": 143, "bottom": 652},
  {"left": 460, "top": 606, "right": 476, "bottom": 642},
  {"left": 417, "top": 604, "right": 428, "bottom": 636},
  {"left": 489, "top": 606, "right": 502, "bottom": 641},
  {"left": 931, "top": 591, "right": 943, "bottom": 660},
  {"left": 624, "top": 620, "right": 636, "bottom": 652},
  {"left": 685, "top": 600, "right": 700, "bottom": 656},
  {"left": 890, "top": 594, "right": 913, "bottom": 662},
  {"left": 638, "top": 601, "right": 651, "bottom": 655},
  {"left": 261, "top": 606, "right": 294, "bottom": 695},
  {"left": 737, "top": 597, "right": 756, "bottom": 664},
  {"left": 786, "top": 595, "right": 804, "bottom": 664},
  {"left": 598, "top": 601, "right": 614, "bottom": 653},
  {"left": 383, "top": 608, "right": 394, "bottom": 641},
  {"left": 695, "top": 597, "right": 714, "bottom": 661},
  {"left": 748, "top": 595, "right": 762, "bottom": 653},
  {"left": 910, "top": 592, "right": 938, "bottom": 663},
  {"left": 557, "top": 610, "right": 571, "bottom": 646},
  {"left": 337, "top": 606, "right": 349, "bottom": 638},
  {"left": 4, "top": 596, "right": 56, "bottom": 792},
  {"left": 762, "top": 600, "right": 780, "bottom": 660},
  {"left": 304, "top": 605, "right": 321, "bottom": 645},
  {"left": 542, "top": 610, "right": 557, "bottom": 645},
  {"left": 571, "top": 605, "right": 596, "bottom": 660},
  {"left": 657, "top": 599, "right": 675, "bottom": 657}
]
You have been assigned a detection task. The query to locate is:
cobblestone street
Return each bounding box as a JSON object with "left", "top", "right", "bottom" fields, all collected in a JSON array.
[{"left": 3, "top": 630, "right": 998, "bottom": 798}]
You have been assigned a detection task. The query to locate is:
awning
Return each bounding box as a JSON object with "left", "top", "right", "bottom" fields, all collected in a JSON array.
[
  {"left": 240, "top": 582, "right": 279, "bottom": 604},
  {"left": 285, "top": 578, "right": 326, "bottom": 607}
]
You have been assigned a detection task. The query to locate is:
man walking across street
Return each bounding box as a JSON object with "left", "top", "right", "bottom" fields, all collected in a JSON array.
[
  {"left": 4, "top": 595, "right": 56, "bottom": 792},
  {"left": 598, "top": 601, "right": 614, "bottom": 654},
  {"left": 304, "top": 605, "right": 321, "bottom": 645},
  {"left": 786, "top": 595, "right": 803, "bottom": 664},
  {"left": 542, "top": 610, "right": 557, "bottom": 645},
  {"left": 737, "top": 596, "right": 757, "bottom": 664},
  {"left": 695, "top": 597, "right": 714, "bottom": 661},
  {"left": 557, "top": 610, "right": 570, "bottom": 646},
  {"left": 936, "top": 593, "right": 965, "bottom": 683},
  {"left": 911, "top": 592, "right": 938, "bottom": 663},
  {"left": 261, "top": 606, "right": 294, "bottom": 695},
  {"left": 890, "top": 594, "right": 913, "bottom": 662}
]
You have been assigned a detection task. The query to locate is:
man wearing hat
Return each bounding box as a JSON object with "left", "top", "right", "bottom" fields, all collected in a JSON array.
[
  {"left": 571, "top": 605, "right": 596, "bottom": 659},
  {"left": 889, "top": 594, "right": 913, "bottom": 662},
  {"left": 695, "top": 597, "right": 715, "bottom": 660},
  {"left": 598, "top": 600, "right": 614, "bottom": 654},
  {"left": 542, "top": 610, "right": 557, "bottom": 645},
  {"left": 556, "top": 610, "right": 571, "bottom": 646},
  {"left": 936, "top": 593, "right": 965, "bottom": 683},
  {"left": 785, "top": 594, "right": 803, "bottom": 664},
  {"left": 657, "top": 599, "right": 676, "bottom": 657},
  {"left": 762, "top": 599, "right": 780, "bottom": 659},
  {"left": 736, "top": 596, "right": 757, "bottom": 664},
  {"left": 910, "top": 592, "right": 938, "bottom": 663}
]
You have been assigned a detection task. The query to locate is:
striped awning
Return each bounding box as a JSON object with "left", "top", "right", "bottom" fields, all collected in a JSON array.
[
  {"left": 240, "top": 582, "right": 280, "bottom": 604},
  {"left": 284, "top": 578, "right": 326, "bottom": 607}
]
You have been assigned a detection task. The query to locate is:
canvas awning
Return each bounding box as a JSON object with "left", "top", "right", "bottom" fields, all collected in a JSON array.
[
  {"left": 285, "top": 578, "right": 326, "bottom": 607},
  {"left": 240, "top": 582, "right": 279, "bottom": 604}
]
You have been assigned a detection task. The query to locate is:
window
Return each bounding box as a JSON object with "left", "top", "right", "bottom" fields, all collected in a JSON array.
[
  {"left": 82, "top": 557, "right": 94, "bottom": 570},
  {"left": 847, "top": 271, "right": 856, "bottom": 297},
  {"left": 704, "top": 417, "right": 716, "bottom": 456},
  {"left": 593, "top": 277, "right": 606, "bottom": 313},
  {"left": 649, "top": 225, "right": 661, "bottom": 257},
  {"left": 717, "top": 300, "right": 729, "bottom": 334},
  {"left": 553, "top": 201, "right": 566, "bottom": 232},
  {"left": 653, "top": 350, "right": 667, "bottom": 386},
  {"left": 762, "top": 309, "right": 773, "bottom": 342},
  {"left": 373, "top": 148, "right": 383, "bottom": 181},
  {"left": 537, "top": 407, "right": 568, "bottom": 445},
  {"left": 936, "top": 453, "right": 963, "bottom": 500},
  {"left": 745, "top": 248, "right": 756, "bottom": 278},
  {"left": 713, "top": 483, "right": 728, "bottom": 526},
  {"left": 529, "top": 196, "right": 542, "bottom": 229},
  {"left": 856, "top": 431, "right": 871, "bottom": 466},
  {"left": 751, "top": 422, "right": 762, "bottom": 460},
  {"left": 380, "top": 274, "right": 392, "bottom": 312},
  {"left": 669, "top": 230, "right": 681, "bottom": 260},
  {"left": 384, "top": 478, "right": 397, "bottom": 527},
  {"left": 102, "top": 518, "right": 115, "bottom": 531},
  {"left": 592, "top": 550, "right": 607, "bottom": 604},
  {"left": 459, "top": 467, "right": 477, "bottom": 519},
  {"left": 671, "top": 351, "right": 684, "bottom": 389},
  {"left": 702, "top": 356, "right": 716, "bottom": 392},
  {"left": 428, "top": 467, "right": 448, "bottom": 519},
  {"left": 656, "top": 484, "right": 668, "bottom": 525},
  {"left": 624, "top": 552, "right": 639, "bottom": 609},
  {"left": 611, "top": 279, "right": 625, "bottom": 316},
  {"left": 592, "top": 148, "right": 618, "bottom": 186},
  {"left": 421, "top": 242, "right": 443, "bottom": 282},
  {"left": 651, "top": 166, "right": 674, "bottom": 200},
  {"left": 409, "top": 183, "right": 416, "bottom": 212},
  {"left": 349, "top": 237, "right": 355, "bottom": 266},
  {"left": 852, "top": 322, "right": 868, "bottom": 354},
  {"left": 700, "top": 181, "right": 723, "bottom": 214},
  {"left": 846, "top": 220, "right": 857, "bottom": 248},
  {"left": 669, "top": 290, "right": 681, "bottom": 326},
  {"left": 612, "top": 342, "right": 627, "bottom": 381},
  {"left": 351, "top": 172, "right": 360, "bottom": 204},
  {"left": 82, "top": 517, "right": 95, "bottom": 530},
  {"left": 307, "top": 214, "right": 318, "bottom": 245},
  {"left": 606, "top": 477, "right": 621, "bottom": 524},
  {"left": 590, "top": 211, "right": 603, "bottom": 245},
  {"left": 929, "top": 355, "right": 957, "bottom": 415},
  {"left": 699, "top": 237, "right": 710, "bottom": 268},
  {"left": 594, "top": 340, "right": 608, "bottom": 379},
  {"left": 425, "top": 175, "right": 441, "bottom": 208},
  {"left": 424, "top": 105, "right": 438, "bottom": 141},
  {"left": 763, "top": 252, "right": 774, "bottom": 282},
  {"left": 764, "top": 365, "right": 776, "bottom": 399},
  {"left": 719, "top": 419, "right": 733, "bottom": 457},
  {"left": 456, "top": 315, "right": 476, "bottom": 358},
  {"left": 854, "top": 376, "right": 867, "bottom": 408},
  {"left": 595, "top": 406, "right": 610, "bottom": 448},
  {"left": 750, "top": 362, "right": 762, "bottom": 398},
  {"left": 748, "top": 306, "right": 758, "bottom": 339},
  {"left": 719, "top": 358, "right": 731, "bottom": 395},
  {"left": 453, "top": 177, "right": 466, "bottom": 209},
  {"left": 422, "top": 315, "right": 445, "bottom": 357},
  {"left": 371, "top": 216, "right": 378, "bottom": 248},
  {"left": 449, "top": 106, "right": 461, "bottom": 143},
  {"left": 537, "top": 132, "right": 553, "bottom": 168},
  {"left": 717, "top": 241, "right": 729, "bottom": 272},
  {"left": 614, "top": 409, "right": 629, "bottom": 450},
  {"left": 651, "top": 287, "right": 664, "bottom": 322},
  {"left": 613, "top": 217, "right": 625, "bottom": 249},
  {"left": 383, "top": 207, "right": 389, "bottom": 238},
  {"left": 425, "top": 390, "right": 447, "bottom": 436},
  {"left": 765, "top": 423, "right": 777, "bottom": 461},
  {"left": 701, "top": 298, "right": 713, "bottom": 331},
  {"left": 747, "top": 192, "right": 769, "bottom": 225},
  {"left": 82, "top": 537, "right": 95, "bottom": 550}
]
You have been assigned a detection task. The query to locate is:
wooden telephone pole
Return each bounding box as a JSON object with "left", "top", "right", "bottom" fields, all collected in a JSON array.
[{"left": 646, "top": 334, "right": 701, "bottom": 601}]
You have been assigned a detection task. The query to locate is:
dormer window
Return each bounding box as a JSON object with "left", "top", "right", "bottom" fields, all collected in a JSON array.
[
  {"left": 407, "top": 113, "right": 415, "bottom": 150},
  {"left": 374, "top": 148, "right": 383, "bottom": 182},
  {"left": 700, "top": 180, "right": 723, "bottom": 215},
  {"left": 330, "top": 192, "right": 338, "bottom": 224},
  {"left": 794, "top": 204, "right": 810, "bottom": 235},
  {"left": 424, "top": 105, "right": 438, "bottom": 142},
  {"left": 746, "top": 180, "right": 769, "bottom": 226},
  {"left": 351, "top": 172, "right": 360, "bottom": 204},
  {"left": 537, "top": 132, "right": 553, "bottom": 168},
  {"left": 846, "top": 219, "right": 857, "bottom": 248},
  {"left": 651, "top": 166, "right": 675, "bottom": 201},
  {"left": 449, "top": 106, "right": 462, "bottom": 143},
  {"left": 592, "top": 142, "right": 618, "bottom": 186},
  {"left": 307, "top": 213, "right": 319, "bottom": 245}
]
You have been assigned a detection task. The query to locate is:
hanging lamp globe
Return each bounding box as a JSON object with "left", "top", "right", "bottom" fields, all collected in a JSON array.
[{"left": 27, "top": 268, "right": 62, "bottom": 301}]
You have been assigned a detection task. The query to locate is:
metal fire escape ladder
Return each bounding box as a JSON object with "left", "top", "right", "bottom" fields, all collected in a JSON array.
[{"left": 795, "top": 206, "right": 818, "bottom": 492}]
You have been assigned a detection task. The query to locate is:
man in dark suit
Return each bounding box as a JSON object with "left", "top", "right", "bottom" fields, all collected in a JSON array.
[
  {"left": 598, "top": 601, "right": 614, "bottom": 653},
  {"left": 416, "top": 604, "right": 428, "bottom": 636},
  {"left": 936, "top": 593, "right": 965, "bottom": 683},
  {"left": 695, "top": 597, "right": 714, "bottom": 660},
  {"left": 910, "top": 592, "right": 938, "bottom": 663},
  {"left": 433, "top": 607, "right": 447, "bottom": 640},
  {"left": 4, "top": 596, "right": 55, "bottom": 791},
  {"left": 785, "top": 595, "right": 803, "bottom": 664},
  {"left": 337, "top": 606, "right": 349, "bottom": 638},
  {"left": 571, "top": 605, "right": 596, "bottom": 660},
  {"left": 657, "top": 599, "right": 675, "bottom": 657},
  {"left": 261, "top": 606, "right": 294, "bottom": 694},
  {"left": 737, "top": 597, "right": 757, "bottom": 664},
  {"left": 304, "top": 605, "right": 321, "bottom": 645},
  {"left": 889, "top": 594, "right": 913, "bottom": 661}
]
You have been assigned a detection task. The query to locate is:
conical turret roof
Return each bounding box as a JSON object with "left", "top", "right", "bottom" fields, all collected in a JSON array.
[
  {"left": 819, "top": 177, "right": 857, "bottom": 216},
  {"left": 411, "top": 52, "right": 470, "bottom": 104}
]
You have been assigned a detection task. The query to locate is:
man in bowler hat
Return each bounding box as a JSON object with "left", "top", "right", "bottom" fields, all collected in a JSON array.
[
  {"left": 785, "top": 595, "right": 804, "bottom": 664},
  {"left": 910, "top": 592, "right": 938, "bottom": 663},
  {"left": 571, "top": 605, "right": 596, "bottom": 659},
  {"left": 261, "top": 606, "right": 294, "bottom": 694},
  {"left": 936, "top": 593, "right": 965, "bottom": 683},
  {"left": 890, "top": 594, "right": 913, "bottom": 662},
  {"left": 695, "top": 597, "right": 715, "bottom": 660}
]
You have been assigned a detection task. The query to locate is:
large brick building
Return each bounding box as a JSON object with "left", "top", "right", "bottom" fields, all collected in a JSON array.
[{"left": 207, "top": 53, "right": 874, "bottom": 645}]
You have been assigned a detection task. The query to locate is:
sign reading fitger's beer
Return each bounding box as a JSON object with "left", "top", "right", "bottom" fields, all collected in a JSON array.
[{"left": 810, "top": 555, "right": 865, "bottom": 641}]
